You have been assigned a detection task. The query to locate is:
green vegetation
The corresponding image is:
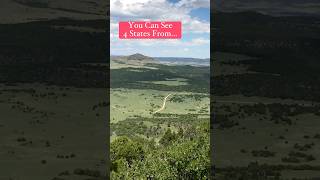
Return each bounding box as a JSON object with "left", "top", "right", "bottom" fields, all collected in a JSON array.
[
  {"left": 111, "top": 121, "right": 210, "bottom": 179},
  {"left": 110, "top": 55, "right": 210, "bottom": 178},
  {"left": 213, "top": 11, "right": 320, "bottom": 179},
  {"left": 0, "top": 16, "right": 107, "bottom": 179},
  {"left": 111, "top": 64, "right": 209, "bottom": 93}
]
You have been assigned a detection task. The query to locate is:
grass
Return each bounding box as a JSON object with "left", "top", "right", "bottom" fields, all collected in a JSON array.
[
  {"left": 110, "top": 88, "right": 209, "bottom": 123},
  {"left": 214, "top": 52, "right": 320, "bottom": 179},
  {"left": 140, "top": 78, "right": 189, "bottom": 86},
  {"left": 0, "top": 83, "right": 106, "bottom": 180},
  {"left": 110, "top": 60, "right": 158, "bottom": 70}
]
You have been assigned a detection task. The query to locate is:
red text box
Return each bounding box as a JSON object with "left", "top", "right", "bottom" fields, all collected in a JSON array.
[{"left": 119, "top": 21, "right": 181, "bottom": 39}]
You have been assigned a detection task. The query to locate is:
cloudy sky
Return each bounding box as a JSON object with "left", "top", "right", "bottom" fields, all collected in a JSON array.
[{"left": 110, "top": 0, "right": 210, "bottom": 58}]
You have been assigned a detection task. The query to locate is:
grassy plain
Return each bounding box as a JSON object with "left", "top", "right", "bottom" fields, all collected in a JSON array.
[
  {"left": 213, "top": 51, "right": 320, "bottom": 179},
  {"left": 111, "top": 88, "right": 209, "bottom": 123},
  {"left": 0, "top": 83, "right": 106, "bottom": 180},
  {"left": 110, "top": 55, "right": 210, "bottom": 178}
]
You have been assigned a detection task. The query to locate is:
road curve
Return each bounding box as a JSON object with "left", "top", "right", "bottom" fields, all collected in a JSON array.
[{"left": 154, "top": 93, "right": 172, "bottom": 114}]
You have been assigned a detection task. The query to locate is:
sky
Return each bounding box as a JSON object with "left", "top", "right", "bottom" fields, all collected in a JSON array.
[{"left": 110, "top": 0, "right": 210, "bottom": 59}]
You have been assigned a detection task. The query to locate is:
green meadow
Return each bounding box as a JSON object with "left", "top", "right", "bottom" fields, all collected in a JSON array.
[{"left": 110, "top": 55, "right": 210, "bottom": 179}]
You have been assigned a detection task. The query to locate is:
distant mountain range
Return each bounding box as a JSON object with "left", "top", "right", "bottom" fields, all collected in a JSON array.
[
  {"left": 127, "top": 53, "right": 154, "bottom": 61},
  {"left": 111, "top": 54, "right": 210, "bottom": 66},
  {"left": 111, "top": 53, "right": 156, "bottom": 67},
  {"left": 154, "top": 57, "right": 210, "bottom": 66}
]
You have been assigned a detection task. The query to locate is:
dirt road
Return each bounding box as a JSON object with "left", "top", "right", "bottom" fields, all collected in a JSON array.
[{"left": 154, "top": 93, "right": 173, "bottom": 113}]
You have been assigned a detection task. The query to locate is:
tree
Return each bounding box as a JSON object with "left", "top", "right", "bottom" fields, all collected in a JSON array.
[
  {"left": 111, "top": 136, "right": 145, "bottom": 171},
  {"left": 178, "top": 127, "right": 184, "bottom": 137},
  {"left": 159, "top": 129, "right": 177, "bottom": 146}
]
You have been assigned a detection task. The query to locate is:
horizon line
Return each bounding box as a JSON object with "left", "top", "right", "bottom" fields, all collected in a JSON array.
[{"left": 110, "top": 54, "right": 210, "bottom": 59}]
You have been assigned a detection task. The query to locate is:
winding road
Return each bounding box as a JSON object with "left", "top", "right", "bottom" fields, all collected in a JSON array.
[{"left": 154, "top": 93, "right": 173, "bottom": 114}]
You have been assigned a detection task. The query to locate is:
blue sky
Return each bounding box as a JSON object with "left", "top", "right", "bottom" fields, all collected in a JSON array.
[{"left": 110, "top": 0, "right": 210, "bottom": 59}]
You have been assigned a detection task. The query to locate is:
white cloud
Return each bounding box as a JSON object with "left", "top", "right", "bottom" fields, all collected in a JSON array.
[
  {"left": 189, "top": 38, "right": 209, "bottom": 45},
  {"left": 176, "top": 0, "right": 210, "bottom": 9},
  {"left": 110, "top": 0, "right": 210, "bottom": 58},
  {"left": 110, "top": 0, "right": 210, "bottom": 34}
]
